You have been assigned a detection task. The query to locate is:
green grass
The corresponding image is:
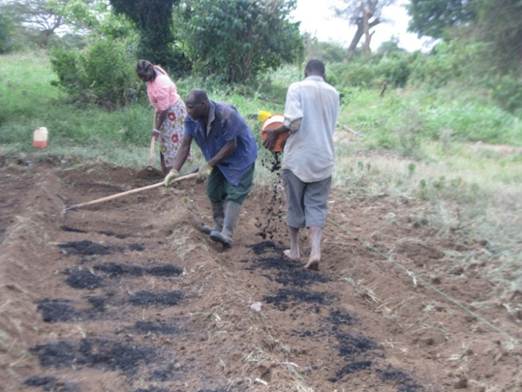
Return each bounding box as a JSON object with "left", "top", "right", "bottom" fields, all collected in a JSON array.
[{"left": 0, "top": 51, "right": 152, "bottom": 155}]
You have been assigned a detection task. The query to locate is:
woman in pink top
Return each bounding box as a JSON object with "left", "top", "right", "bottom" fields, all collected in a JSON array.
[{"left": 137, "top": 59, "right": 187, "bottom": 174}]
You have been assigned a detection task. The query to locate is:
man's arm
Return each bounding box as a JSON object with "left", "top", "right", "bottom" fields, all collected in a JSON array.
[
  {"left": 263, "top": 119, "right": 301, "bottom": 150},
  {"left": 208, "top": 139, "right": 237, "bottom": 167}
]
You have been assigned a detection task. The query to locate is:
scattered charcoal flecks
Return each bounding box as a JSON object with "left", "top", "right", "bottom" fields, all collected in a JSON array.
[
  {"left": 128, "top": 243, "right": 145, "bottom": 252},
  {"left": 60, "top": 225, "right": 87, "bottom": 234},
  {"left": 264, "top": 288, "right": 334, "bottom": 311},
  {"left": 248, "top": 256, "right": 297, "bottom": 271},
  {"left": 256, "top": 153, "right": 285, "bottom": 240},
  {"left": 37, "top": 299, "right": 80, "bottom": 323},
  {"left": 291, "top": 329, "right": 324, "bottom": 338},
  {"left": 336, "top": 332, "right": 378, "bottom": 358},
  {"left": 58, "top": 240, "right": 111, "bottom": 256},
  {"left": 328, "top": 309, "right": 357, "bottom": 326},
  {"left": 198, "top": 389, "right": 228, "bottom": 392},
  {"left": 378, "top": 367, "right": 424, "bottom": 392},
  {"left": 329, "top": 361, "right": 372, "bottom": 382},
  {"left": 248, "top": 240, "right": 282, "bottom": 255},
  {"left": 146, "top": 265, "right": 183, "bottom": 277},
  {"left": 150, "top": 363, "right": 181, "bottom": 381},
  {"left": 24, "top": 375, "right": 79, "bottom": 392},
  {"left": 87, "top": 295, "right": 109, "bottom": 313},
  {"left": 98, "top": 230, "right": 128, "bottom": 239},
  {"left": 37, "top": 296, "right": 107, "bottom": 323},
  {"left": 129, "top": 291, "right": 184, "bottom": 307},
  {"left": 275, "top": 267, "right": 330, "bottom": 286},
  {"left": 65, "top": 268, "right": 104, "bottom": 290},
  {"left": 94, "top": 263, "right": 143, "bottom": 277},
  {"left": 248, "top": 256, "right": 329, "bottom": 286},
  {"left": 94, "top": 263, "right": 182, "bottom": 278},
  {"left": 31, "top": 338, "right": 155, "bottom": 373},
  {"left": 134, "top": 321, "right": 179, "bottom": 335}
]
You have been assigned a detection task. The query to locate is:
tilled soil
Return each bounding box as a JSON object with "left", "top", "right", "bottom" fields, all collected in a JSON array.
[{"left": 0, "top": 158, "right": 520, "bottom": 392}]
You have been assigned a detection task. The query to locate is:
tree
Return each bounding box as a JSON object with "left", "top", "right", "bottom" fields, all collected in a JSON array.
[
  {"left": 4, "top": 0, "right": 69, "bottom": 46},
  {"left": 334, "top": 0, "right": 394, "bottom": 56},
  {"left": 109, "top": 0, "right": 181, "bottom": 68},
  {"left": 0, "top": 11, "right": 15, "bottom": 53},
  {"left": 175, "top": 0, "right": 303, "bottom": 83},
  {"left": 476, "top": 0, "right": 522, "bottom": 71},
  {"left": 407, "top": 0, "right": 477, "bottom": 38}
]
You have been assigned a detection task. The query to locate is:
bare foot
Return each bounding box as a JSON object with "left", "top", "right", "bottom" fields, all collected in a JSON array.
[
  {"left": 283, "top": 249, "right": 300, "bottom": 261},
  {"left": 305, "top": 257, "right": 320, "bottom": 271}
]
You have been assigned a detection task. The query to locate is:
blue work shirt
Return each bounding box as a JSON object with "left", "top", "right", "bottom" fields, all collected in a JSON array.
[{"left": 184, "top": 101, "right": 257, "bottom": 186}]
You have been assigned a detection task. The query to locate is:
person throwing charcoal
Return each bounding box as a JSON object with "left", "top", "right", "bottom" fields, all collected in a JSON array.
[
  {"left": 164, "top": 89, "right": 257, "bottom": 248},
  {"left": 136, "top": 59, "right": 187, "bottom": 174},
  {"left": 263, "top": 59, "right": 339, "bottom": 270}
]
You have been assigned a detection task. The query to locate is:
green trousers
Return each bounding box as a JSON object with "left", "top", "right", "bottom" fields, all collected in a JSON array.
[{"left": 207, "top": 164, "right": 255, "bottom": 205}]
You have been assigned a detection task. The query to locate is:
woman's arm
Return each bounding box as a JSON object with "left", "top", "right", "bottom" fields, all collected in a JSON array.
[{"left": 155, "top": 110, "right": 168, "bottom": 131}]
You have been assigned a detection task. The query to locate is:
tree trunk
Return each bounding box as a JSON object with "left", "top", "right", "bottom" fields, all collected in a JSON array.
[
  {"left": 347, "top": 20, "right": 364, "bottom": 56},
  {"left": 363, "top": 7, "right": 371, "bottom": 55}
]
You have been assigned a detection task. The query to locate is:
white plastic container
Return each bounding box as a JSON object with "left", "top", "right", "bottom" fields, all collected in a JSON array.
[{"left": 33, "top": 127, "right": 48, "bottom": 149}]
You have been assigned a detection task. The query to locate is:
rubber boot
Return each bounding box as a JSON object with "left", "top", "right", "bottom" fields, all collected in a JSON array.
[
  {"left": 201, "top": 202, "right": 224, "bottom": 235},
  {"left": 210, "top": 201, "right": 241, "bottom": 248}
]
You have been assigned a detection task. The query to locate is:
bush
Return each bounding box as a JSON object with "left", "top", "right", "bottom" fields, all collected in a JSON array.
[
  {"left": 329, "top": 53, "right": 413, "bottom": 89},
  {"left": 490, "top": 75, "right": 522, "bottom": 113},
  {"left": 0, "top": 13, "right": 14, "bottom": 53},
  {"left": 174, "top": 0, "right": 303, "bottom": 83},
  {"left": 50, "top": 38, "right": 139, "bottom": 108}
]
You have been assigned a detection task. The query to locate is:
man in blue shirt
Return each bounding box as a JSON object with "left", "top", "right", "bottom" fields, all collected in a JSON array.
[{"left": 165, "top": 89, "right": 257, "bottom": 247}]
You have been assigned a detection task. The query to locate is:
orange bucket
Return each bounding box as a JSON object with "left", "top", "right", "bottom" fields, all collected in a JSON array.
[{"left": 261, "top": 114, "right": 288, "bottom": 153}]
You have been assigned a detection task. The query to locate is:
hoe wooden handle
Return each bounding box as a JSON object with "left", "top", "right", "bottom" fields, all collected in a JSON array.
[{"left": 65, "top": 172, "right": 198, "bottom": 212}]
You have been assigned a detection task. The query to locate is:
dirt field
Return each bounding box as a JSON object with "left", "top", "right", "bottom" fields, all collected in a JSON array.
[{"left": 0, "top": 156, "right": 520, "bottom": 392}]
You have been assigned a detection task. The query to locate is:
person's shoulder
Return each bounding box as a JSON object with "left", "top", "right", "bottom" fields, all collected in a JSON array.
[
  {"left": 216, "top": 101, "right": 241, "bottom": 120},
  {"left": 288, "top": 80, "right": 304, "bottom": 91},
  {"left": 324, "top": 81, "right": 339, "bottom": 95}
]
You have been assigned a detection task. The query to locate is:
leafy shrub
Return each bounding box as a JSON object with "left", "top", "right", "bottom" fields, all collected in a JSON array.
[
  {"left": 50, "top": 38, "right": 139, "bottom": 108},
  {"left": 329, "top": 53, "right": 413, "bottom": 89},
  {"left": 0, "top": 13, "right": 14, "bottom": 53},
  {"left": 174, "top": 0, "right": 303, "bottom": 83},
  {"left": 490, "top": 75, "right": 522, "bottom": 112}
]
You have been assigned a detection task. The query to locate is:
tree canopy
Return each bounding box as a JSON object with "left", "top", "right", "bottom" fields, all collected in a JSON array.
[
  {"left": 174, "top": 0, "right": 303, "bottom": 83},
  {"left": 407, "top": 0, "right": 476, "bottom": 38},
  {"left": 109, "top": 0, "right": 179, "bottom": 67}
]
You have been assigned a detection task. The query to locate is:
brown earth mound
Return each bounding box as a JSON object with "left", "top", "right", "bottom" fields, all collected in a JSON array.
[{"left": 0, "top": 157, "right": 520, "bottom": 392}]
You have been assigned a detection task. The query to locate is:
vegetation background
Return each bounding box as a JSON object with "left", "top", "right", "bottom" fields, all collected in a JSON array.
[{"left": 0, "top": 0, "right": 521, "bottom": 291}]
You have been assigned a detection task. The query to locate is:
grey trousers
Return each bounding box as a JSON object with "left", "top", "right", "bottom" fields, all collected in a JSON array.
[{"left": 282, "top": 169, "right": 332, "bottom": 228}]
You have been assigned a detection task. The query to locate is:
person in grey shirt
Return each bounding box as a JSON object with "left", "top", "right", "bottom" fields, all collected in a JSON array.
[{"left": 264, "top": 59, "right": 340, "bottom": 270}]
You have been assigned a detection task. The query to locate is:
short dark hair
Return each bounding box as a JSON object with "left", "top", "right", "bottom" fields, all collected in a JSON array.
[
  {"left": 305, "top": 59, "right": 325, "bottom": 76},
  {"left": 187, "top": 89, "right": 209, "bottom": 104}
]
